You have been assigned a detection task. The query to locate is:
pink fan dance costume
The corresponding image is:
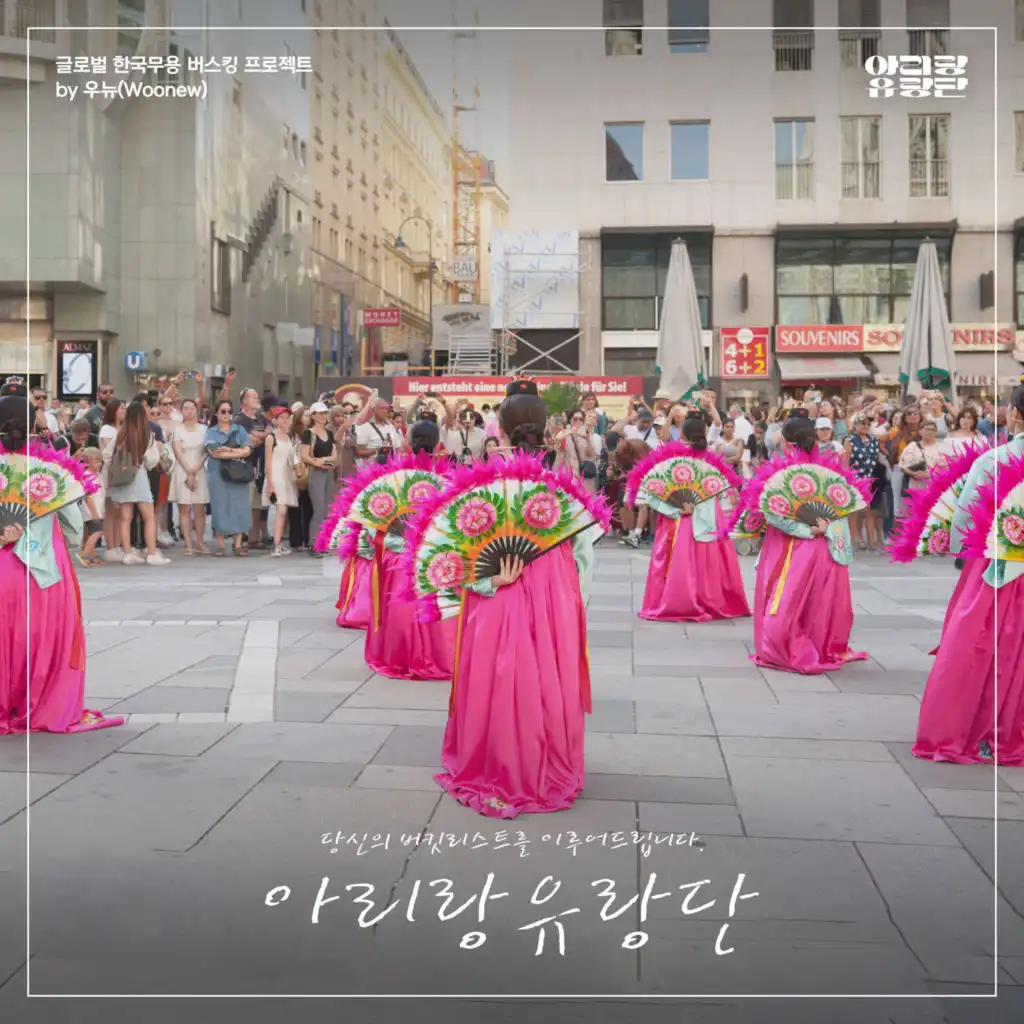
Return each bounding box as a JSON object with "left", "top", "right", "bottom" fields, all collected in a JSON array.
[
  {"left": 912, "top": 434, "right": 1024, "bottom": 765},
  {"left": 888, "top": 442, "right": 987, "bottom": 655},
  {"left": 626, "top": 441, "right": 750, "bottom": 623},
  {"left": 0, "top": 382, "right": 124, "bottom": 734},
  {"left": 731, "top": 445, "right": 872, "bottom": 676},
  {"left": 326, "top": 523, "right": 373, "bottom": 631},
  {"left": 403, "top": 407, "right": 611, "bottom": 818},
  {"left": 317, "top": 450, "right": 456, "bottom": 680}
]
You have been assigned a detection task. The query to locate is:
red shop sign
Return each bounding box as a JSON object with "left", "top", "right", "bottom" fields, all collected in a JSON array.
[
  {"left": 774, "top": 325, "right": 864, "bottom": 353},
  {"left": 363, "top": 308, "right": 401, "bottom": 327},
  {"left": 720, "top": 327, "right": 770, "bottom": 379}
]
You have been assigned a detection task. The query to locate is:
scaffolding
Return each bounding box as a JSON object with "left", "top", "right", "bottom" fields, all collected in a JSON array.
[
  {"left": 496, "top": 250, "right": 588, "bottom": 376},
  {"left": 450, "top": 4, "right": 483, "bottom": 306}
]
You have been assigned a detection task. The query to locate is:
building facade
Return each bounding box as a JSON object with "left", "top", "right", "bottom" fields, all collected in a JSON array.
[
  {"left": 0, "top": 0, "right": 318, "bottom": 400},
  {"left": 505, "top": 0, "right": 1024, "bottom": 403},
  {"left": 479, "top": 157, "right": 510, "bottom": 307}
]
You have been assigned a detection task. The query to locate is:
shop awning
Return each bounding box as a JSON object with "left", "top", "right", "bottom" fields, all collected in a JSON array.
[{"left": 777, "top": 355, "right": 871, "bottom": 382}]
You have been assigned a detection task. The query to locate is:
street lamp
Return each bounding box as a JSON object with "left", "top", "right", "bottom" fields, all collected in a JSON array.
[{"left": 394, "top": 214, "right": 436, "bottom": 376}]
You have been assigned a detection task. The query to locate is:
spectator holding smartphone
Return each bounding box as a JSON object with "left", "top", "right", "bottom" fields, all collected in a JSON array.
[{"left": 355, "top": 397, "right": 404, "bottom": 468}]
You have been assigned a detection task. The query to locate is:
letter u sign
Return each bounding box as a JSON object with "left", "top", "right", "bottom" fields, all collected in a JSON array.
[{"left": 124, "top": 351, "right": 146, "bottom": 372}]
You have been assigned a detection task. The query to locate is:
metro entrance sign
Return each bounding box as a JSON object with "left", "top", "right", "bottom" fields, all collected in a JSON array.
[{"left": 720, "top": 327, "right": 770, "bottom": 379}]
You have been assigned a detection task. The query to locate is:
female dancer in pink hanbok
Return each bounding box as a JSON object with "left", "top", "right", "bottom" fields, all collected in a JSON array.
[
  {"left": 362, "top": 420, "right": 456, "bottom": 680},
  {"left": 403, "top": 378, "right": 611, "bottom": 818},
  {"left": 333, "top": 522, "right": 373, "bottom": 631},
  {"left": 629, "top": 414, "right": 750, "bottom": 622},
  {"left": 0, "top": 378, "right": 123, "bottom": 734},
  {"left": 912, "top": 382, "right": 1024, "bottom": 765},
  {"left": 738, "top": 413, "right": 872, "bottom": 675}
]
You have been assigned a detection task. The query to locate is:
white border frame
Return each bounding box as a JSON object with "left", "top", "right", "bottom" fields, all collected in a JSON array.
[{"left": 23, "top": 22, "right": 1002, "bottom": 1001}]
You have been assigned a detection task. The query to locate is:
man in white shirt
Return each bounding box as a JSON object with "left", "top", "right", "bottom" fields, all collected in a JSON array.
[
  {"left": 31, "top": 389, "right": 61, "bottom": 434},
  {"left": 623, "top": 407, "right": 662, "bottom": 451},
  {"left": 355, "top": 398, "right": 404, "bottom": 467},
  {"left": 441, "top": 405, "right": 486, "bottom": 464},
  {"left": 729, "top": 404, "right": 754, "bottom": 444}
]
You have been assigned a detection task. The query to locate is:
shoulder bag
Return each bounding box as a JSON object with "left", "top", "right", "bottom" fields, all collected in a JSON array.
[
  {"left": 219, "top": 427, "right": 255, "bottom": 484},
  {"left": 570, "top": 434, "right": 598, "bottom": 480},
  {"left": 108, "top": 447, "right": 138, "bottom": 488}
]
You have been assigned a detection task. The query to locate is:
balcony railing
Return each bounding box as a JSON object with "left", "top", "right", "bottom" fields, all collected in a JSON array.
[
  {"left": 838, "top": 29, "right": 880, "bottom": 68},
  {"left": 907, "top": 28, "right": 949, "bottom": 57},
  {"left": 775, "top": 162, "right": 814, "bottom": 200},
  {"left": 841, "top": 161, "right": 881, "bottom": 199},
  {"left": 2, "top": 1, "right": 57, "bottom": 43},
  {"left": 773, "top": 31, "right": 813, "bottom": 71},
  {"left": 909, "top": 159, "right": 949, "bottom": 198}
]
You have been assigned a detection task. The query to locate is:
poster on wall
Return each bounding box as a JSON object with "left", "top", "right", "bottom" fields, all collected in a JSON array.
[{"left": 57, "top": 339, "right": 98, "bottom": 400}]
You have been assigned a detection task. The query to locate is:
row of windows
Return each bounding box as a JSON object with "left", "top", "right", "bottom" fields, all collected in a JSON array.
[
  {"left": 605, "top": 114, "right": 958, "bottom": 199},
  {"left": 604, "top": 0, "right": 1024, "bottom": 61},
  {"left": 599, "top": 232, "right": 971, "bottom": 332}
]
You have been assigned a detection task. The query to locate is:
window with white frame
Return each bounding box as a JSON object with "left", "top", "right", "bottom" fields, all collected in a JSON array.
[
  {"left": 670, "top": 121, "right": 710, "bottom": 179},
  {"left": 840, "top": 116, "right": 881, "bottom": 199},
  {"left": 773, "top": 0, "right": 814, "bottom": 71},
  {"left": 908, "top": 114, "right": 949, "bottom": 197},
  {"left": 775, "top": 118, "right": 814, "bottom": 199},
  {"left": 605, "top": 122, "right": 644, "bottom": 181}
]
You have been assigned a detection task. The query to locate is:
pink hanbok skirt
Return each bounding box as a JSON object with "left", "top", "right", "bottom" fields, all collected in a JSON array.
[
  {"left": 928, "top": 558, "right": 984, "bottom": 656},
  {"left": 364, "top": 545, "right": 455, "bottom": 680},
  {"left": 0, "top": 519, "right": 123, "bottom": 734},
  {"left": 639, "top": 506, "right": 750, "bottom": 623},
  {"left": 436, "top": 543, "right": 590, "bottom": 819},
  {"left": 751, "top": 526, "right": 867, "bottom": 675},
  {"left": 913, "top": 568, "right": 1024, "bottom": 765},
  {"left": 335, "top": 556, "right": 372, "bottom": 631}
]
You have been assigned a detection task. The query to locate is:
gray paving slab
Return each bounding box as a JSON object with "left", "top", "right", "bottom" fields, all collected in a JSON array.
[
  {"left": 263, "top": 761, "right": 364, "bottom": 789},
  {"left": 725, "top": 756, "right": 960, "bottom": 845},
  {"left": 589, "top": 673, "right": 706, "bottom": 704},
  {"left": 0, "top": 727, "right": 150, "bottom": 775},
  {"left": 116, "top": 723, "right": 237, "bottom": 757},
  {"left": 709, "top": 700, "right": 920, "bottom": 742},
  {"left": 26, "top": 753, "right": 276, "bottom": 857},
  {"left": 585, "top": 733, "right": 726, "bottom": 779},
  {"left": 886, "top": 742, "right": 1012, "bottom": 792},
  {"left": 324, "top": 707, "right": 449, "bottom": 727},
  {"left": 587, "top": 699, "right": 636, "bottom": 733},
  {"left": 581, "top": 774, "right": 737, "bottom": 805},
  {"left": 107, "top": 686, "right": 230, "bottom": 714},
  {"left": 370, "top": 724, "right": 445, "bottom": 767},
  {"left": 342, "top": 677, "right": 451, "bottom": 710},
  {"left": 273, "top": 691, "right": 347, "bottom": 723},
  {"left": 206, "top": 721, "right": 393, "bottom": 764},
  {"left": 0, "top": 772, "right": 69, "bottom": 823},
  {"left": 638, "top": 801, "right": 744, "bottom": 837},
  {"left": 700, "top": 677, "right": 778, "bottom": 706},
  {"left": 634, "top": 700, "right": 716, "bottom": 736}
]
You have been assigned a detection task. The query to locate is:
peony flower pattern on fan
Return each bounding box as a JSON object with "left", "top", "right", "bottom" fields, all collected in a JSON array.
[
  {"left": 348, "top": 466, "right": 446, "bottom": 533},
  {"left": 637, "top": 455, "right": 734, "bottom": 507},
  {"left": 757, "top": 463, "right": 864, "bottom": 526},
  {"left": 997, "top": 507, "right": 1024, "bottom": 556},
  {"left": 0, "top": 443, "right": 98, "bottom": 527}
]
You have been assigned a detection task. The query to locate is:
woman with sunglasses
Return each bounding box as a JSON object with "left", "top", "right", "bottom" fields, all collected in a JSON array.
[{"left": 204, "top": 400, "right": 253, "bottom": 556}]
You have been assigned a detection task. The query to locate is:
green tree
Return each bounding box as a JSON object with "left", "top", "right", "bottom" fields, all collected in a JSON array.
[{"left": 541, "top": 381, "right": 582, "bottom": 418}]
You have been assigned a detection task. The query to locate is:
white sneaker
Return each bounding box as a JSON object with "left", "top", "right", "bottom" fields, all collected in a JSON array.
[
  {"left": 146, "top": 552, "right": 171, "bottom": 566},
  {"left": 104, "top": 548, "right": 124, "bottom": 562},
  {"left": 122, "top": 552, "right": 145, "bottom": 565},
  {"left": 280, "top": 545, "right": 292, "bottom": 555},
  {"left": 271, "top": 546, "right": 283, "bottom": 558},
  {"left": 157, "top": 531, "right": 174, "bottom": 547}
]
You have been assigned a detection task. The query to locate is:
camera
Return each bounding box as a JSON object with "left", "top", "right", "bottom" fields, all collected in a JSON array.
[{"left": 376, "top": 446, "right": 392, "bottom": 465}]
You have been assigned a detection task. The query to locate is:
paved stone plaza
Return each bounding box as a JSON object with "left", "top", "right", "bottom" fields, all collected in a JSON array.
[{"left": 0, "top": 542, "right": 1022, "bottom": 1023}]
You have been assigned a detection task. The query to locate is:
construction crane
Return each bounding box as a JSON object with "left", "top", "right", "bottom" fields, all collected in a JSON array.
[{"left": 450, "top": 2, "right": 483, "bottom": 305}]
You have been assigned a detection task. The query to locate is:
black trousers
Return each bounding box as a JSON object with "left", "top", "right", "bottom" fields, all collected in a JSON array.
[{"left": 289, "top": 491, "right": 313, "bottom": 549}]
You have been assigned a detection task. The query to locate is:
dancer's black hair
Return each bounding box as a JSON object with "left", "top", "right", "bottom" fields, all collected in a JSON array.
[
  {"left": 781, "top": 415, "right": 816, "bottom": 454},
  {"left": 409, "top": 417, "right": 439, "bottom": 455},
  {"left": 681, "top": 413, "right": 708, "bottom": 450},
  {"left": 499, "top": 379, "right": 546, "bottom": 454}
]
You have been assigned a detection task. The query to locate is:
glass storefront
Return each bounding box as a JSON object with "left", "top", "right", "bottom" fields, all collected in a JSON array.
[
  {"left": 602, "top": 233, "right": 711, "bottom": 331},
  {"left": 775, "top": 233, "right": 952, "bottom": 326}
]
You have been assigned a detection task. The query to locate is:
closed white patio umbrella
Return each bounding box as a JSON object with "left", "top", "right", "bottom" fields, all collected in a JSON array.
[
  {"left": 899, "top": 239, "right": 957, "bottom": 405},
  {"left": 656, "top": 239, "right": 707, "bottom": 403}
]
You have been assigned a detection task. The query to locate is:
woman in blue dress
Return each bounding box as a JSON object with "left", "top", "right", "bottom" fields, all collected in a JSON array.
[{"left": 204, "top": 399, "right": 253, "bottom": 556}]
